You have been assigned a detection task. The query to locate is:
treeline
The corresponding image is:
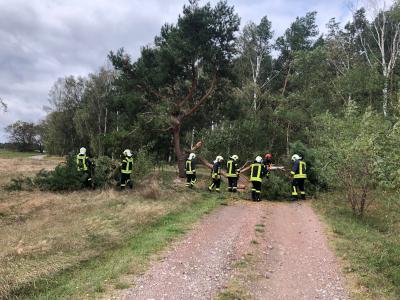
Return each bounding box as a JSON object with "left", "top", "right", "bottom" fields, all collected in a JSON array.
[{"left": 6, "top": 1, "right": 400, "bottom": 193}]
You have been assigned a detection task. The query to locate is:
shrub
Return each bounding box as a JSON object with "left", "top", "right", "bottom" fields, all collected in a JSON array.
[
  {"left": 4, "top": 176, "right": 34, "bottom": 191},
  {"left": 262, "top": 172, "right": 289, "bottom": 200},
  {"left": 132, "top": 148, "right": 154, "bottom": 182},
  {"left": 34, "top": 153, "right": 83, "bottom": 191},
  {"left": 92, "top": 156, "right": 115, "bottom": 188}
]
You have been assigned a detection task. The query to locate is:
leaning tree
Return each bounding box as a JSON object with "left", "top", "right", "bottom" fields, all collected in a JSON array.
[{"left": 109, "top": 0, "right": 239, "bottom": 177}]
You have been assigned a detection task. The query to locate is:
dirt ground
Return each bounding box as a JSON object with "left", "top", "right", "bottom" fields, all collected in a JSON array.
[{"left": 115, "top": 200, "right": 349, "bottom": 300}]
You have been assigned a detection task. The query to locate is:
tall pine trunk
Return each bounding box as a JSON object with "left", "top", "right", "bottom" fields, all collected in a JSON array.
[{"left": 172, "top": 123, "right": 186, "bottom": 178}]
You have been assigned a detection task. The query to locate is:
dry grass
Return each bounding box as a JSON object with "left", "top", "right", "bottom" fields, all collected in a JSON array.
[
  {"left": 0, "top": 158, "right": 202, "bottom": 298},
  {"left": 0, "top": 157, "right": 59, "bottom": 186}
]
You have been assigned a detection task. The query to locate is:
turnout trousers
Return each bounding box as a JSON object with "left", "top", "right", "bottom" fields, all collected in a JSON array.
[
  {"left": 186, "top": 173, "right": 197, "bottom": 188},
  {"left": 121, "top": 173, "right": 133, "bottom": 189},
  {"left": 208, "top": 178, "right": 221, "bottom": 192},
  {"left": 291, "top": 178, "right": 305, "bottom": 200},
  {"left": 227, "top": 177, "right": 238, "bottom": 192},
  {"left": 251, "top": 181, "right": 262, "bottom": 201}
]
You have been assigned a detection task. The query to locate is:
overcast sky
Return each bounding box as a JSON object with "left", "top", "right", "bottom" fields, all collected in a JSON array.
[{"left": 0, "top": 0, "right": 358, "bottom": 142}]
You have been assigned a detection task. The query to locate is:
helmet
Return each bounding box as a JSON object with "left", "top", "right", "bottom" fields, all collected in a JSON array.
[
  {"left": 79, "top": 147, "right": 86, "bottom": 155},
  {"left": 291, "top": 154, "right": 301, "bottom": 162},
  {"left": 123, "top": 149, "right": 132, "bottom": 157},
  {"left": 189, "top": 153, "right": 196, "bottom": 160},
  {"left": 231, "top": 155, "right": 239, "bottom": 161},
  {"left": 216, "top": 155, "right": 224, "bottom": 162},
  {"left": 255, "top": 156, "right": 263, "bottom": 163},
  {"left": 265, "top": 153, "right": 272, "bottom": 159}
]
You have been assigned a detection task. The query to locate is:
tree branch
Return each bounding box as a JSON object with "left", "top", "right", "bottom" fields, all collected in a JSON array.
[
  {"left": 183, "top": 72, "right": 218, "bottom": 119},
  {"left": 137, "top": 84, "right": 168, "bottom": 100}
]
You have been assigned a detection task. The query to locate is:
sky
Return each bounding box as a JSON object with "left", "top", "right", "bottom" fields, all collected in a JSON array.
[{"left": 0, "top": 0, "right": 357, "bottom": 142}]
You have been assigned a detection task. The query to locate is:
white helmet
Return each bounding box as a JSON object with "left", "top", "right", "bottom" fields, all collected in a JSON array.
[
  {"left": 189, "top": 153, "right": 196, "bottom": 160},
  {"left": 291, "top": 154, "right": 301, "bottom": 162},
  {"left": 123, "top": 149, "right": 132, "bottom": 157},
  {"left": 216, "top": 155, "right": 224, "bottom": 162},
  {"left": 255, "top": 156, "right": 263, "bottom": 163},
  {"left": 79, "top": 147, "right": 86, "bottom": 155},
  {"left": 231, "top": 155, "right": 239, "bottom": 161}
]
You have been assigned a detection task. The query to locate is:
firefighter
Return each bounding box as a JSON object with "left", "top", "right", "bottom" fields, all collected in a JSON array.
[
  {"left": 290, "top": 154, "right": 307, "bottom": 200},
  {"left": 263, "top": 153, "right": 273, "bottom": 179},
  {"left": 120, "top": 149, "right": 133, "bottom": 190},
  {"left": 209, "top": 156, "right": 223, "bottom": 192},
  {"left": 226, "top": 155, "right": 240, "bottom": 192},
  {"left": 250, "top": 156, "right": 266, "bottom": 201},
  {"left": 76, "top": 147, "right": 93, "bottom": 187},
  {"left": 185, "top": 153, "right": 197, "bottom": 188}
]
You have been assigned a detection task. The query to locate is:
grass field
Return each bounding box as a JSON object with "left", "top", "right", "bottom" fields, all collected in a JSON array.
[
  {"left": 0, "top": 149, "right": 41, "bottom": 158},
  {"left": 314, "top": 191, "right": 400, "bottom": 300},
  {"left": 0, "top": 157, "right": 225, "bottom": 299}
]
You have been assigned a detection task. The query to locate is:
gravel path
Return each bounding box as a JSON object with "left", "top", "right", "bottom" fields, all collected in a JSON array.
[
  {"left": 252, "top": 201, "right": 349, "bottom": 300},
  {"left": 120, "top": 201, "right": 265, "bottom": 300},
  {"left": 116, "top": 200, "right": 349, "bottom": 300}
]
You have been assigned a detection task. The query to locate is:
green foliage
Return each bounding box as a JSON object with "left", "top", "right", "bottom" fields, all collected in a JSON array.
[
  {"left": 312, "top": 106, "right": 396, "bottom": 215},
  {"left": 4, "top": 176, "right": 34, "bottom": 191},
  {"left": 132, "top": 148, "right": 154, "bottom": 181},
  {"left": 262, "top": 172, "right": 289, "bottom": 200},
  {"left": 34, "top": 154, "right": 84, "bottom": 191},
  {"left": 92, "top": 156, "right": 115, "bottom": 188}
]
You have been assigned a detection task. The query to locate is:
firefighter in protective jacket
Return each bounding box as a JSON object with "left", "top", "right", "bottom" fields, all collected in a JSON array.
[
  {"left": 76, "top": 147, "right": 93, "bottom": 187},
  {"left": 250, "top": 156, "right": 266, "bottom": 201},
  {"left": 120, "top": 149, "right": 133, "bottom": 189},
  {"left": 209, "top": 156, "right": 223, "bottom": 192},
  {"left": 226, "top": 155, "right": 240, "bottom": 192},
  {"left": 185, "top": 153, "right": 197, "bottom": 188},
  {"left": 290, "top": 154, "right": 307, "bottom": 200}
]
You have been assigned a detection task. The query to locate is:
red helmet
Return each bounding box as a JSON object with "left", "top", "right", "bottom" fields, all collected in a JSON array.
[{"left": 265, "top": 153, "right": 272, "bottom": 159}]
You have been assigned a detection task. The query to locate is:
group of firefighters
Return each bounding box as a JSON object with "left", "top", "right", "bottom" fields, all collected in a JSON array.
[
  {"left": 75, "top": 146, "right": 307, "bottom": 200},
  {"left": 185, "top": 152, "right": 307, "bottom": 201},
  {"left": 76, "top": 147, "right": 134, "bottom": 190}
]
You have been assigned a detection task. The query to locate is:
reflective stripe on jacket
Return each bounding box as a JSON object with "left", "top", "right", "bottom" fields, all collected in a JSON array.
[
  {"left": 291, "top": 160, "right": 307, "bottom": 179},
  {"left": 211, "top": 162, "right": 221, "bottom": 179},
  {"left": 250, "top": 162, "right": 265, "bottom": 182},
  {"left": 185, "top": 160, "right": 195, "bottom": 174},
  {"left": 76, "top": 154, "right": 88, "bottom": 171},
  {"left": 121, "top": 157, "right": 133, "bottom": 174},
  {"left": 226, "top": 159, "right": 239, "bottom": 177}
]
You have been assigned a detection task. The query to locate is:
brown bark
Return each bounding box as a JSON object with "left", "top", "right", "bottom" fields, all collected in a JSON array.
[{"left": 172, "top": 119, "right": 186, "bottom": 178}]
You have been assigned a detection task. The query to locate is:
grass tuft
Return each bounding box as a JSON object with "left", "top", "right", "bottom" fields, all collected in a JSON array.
[{"left": 313, "top": 191, "right": 400, "bottom": 299}]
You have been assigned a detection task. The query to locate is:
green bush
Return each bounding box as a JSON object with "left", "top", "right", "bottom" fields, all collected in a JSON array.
[
  {"left": 92, "top": 156, "right": 115, "bottom": 188},
  {"left": 132, "top": 148, "right": 154, "bottom": 182},
  {"left": 4, "top": 176, "right": 34, "bottom": 191},
  {"left": 34, "top": 154, "right": 84, "bottom": 191},
  {"left": 262, "top": 172, "right": 290, "bottom": 200}
]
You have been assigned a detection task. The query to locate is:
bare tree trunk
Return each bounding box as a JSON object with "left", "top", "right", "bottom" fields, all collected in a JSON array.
[
  {"left": 383, "top": 71, "right": 389, "bottom": 117},
  {"left": 172, "top": 122, "right": 185, "bottom": 178}
]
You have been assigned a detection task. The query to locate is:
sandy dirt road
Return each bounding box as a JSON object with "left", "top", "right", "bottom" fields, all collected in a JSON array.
[{"left": 116, "top": 200, "right": 349, "bottom": 300}]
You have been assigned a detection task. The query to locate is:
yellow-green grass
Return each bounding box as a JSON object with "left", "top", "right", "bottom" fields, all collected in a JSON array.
[
  {"left": 0, "top": 149, "right": 41, "bottom": 158},
  {"left": 313, "top": 191, "right": 400, "bottom": 300},
  {"left": 0, "top": 170, "right": 224, "bottom": 299}
]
